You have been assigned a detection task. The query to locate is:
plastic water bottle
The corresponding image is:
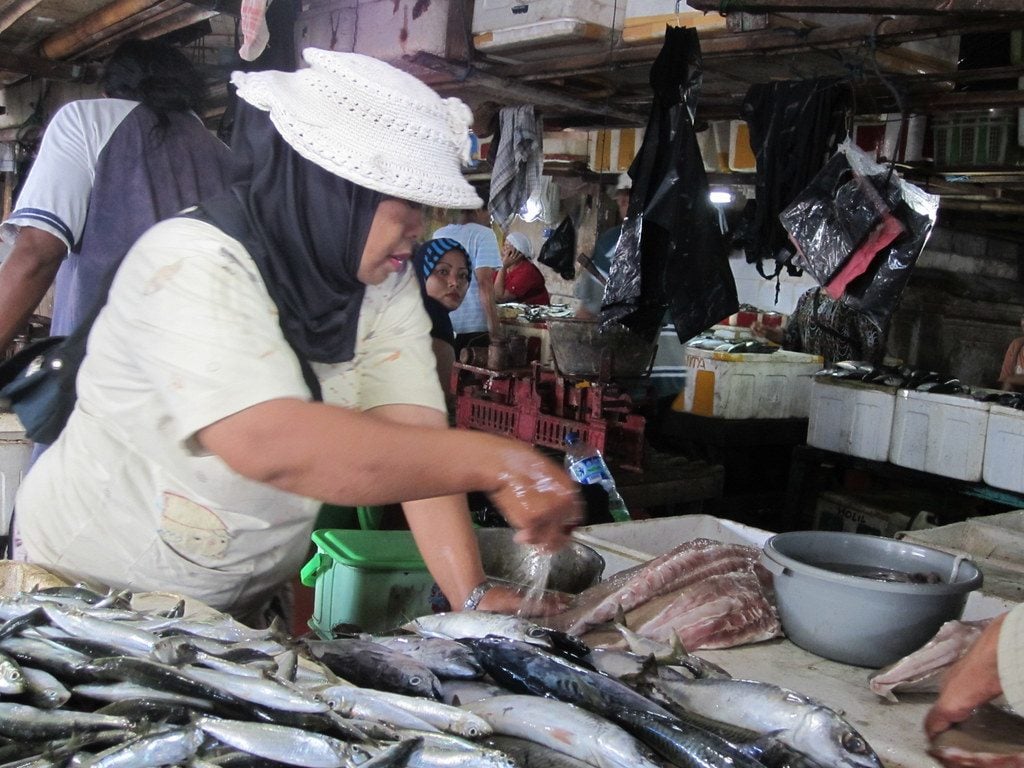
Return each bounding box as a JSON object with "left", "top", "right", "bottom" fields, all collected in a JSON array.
[{"left": 563, "top": 431, "right": 630, "bottom": 523}]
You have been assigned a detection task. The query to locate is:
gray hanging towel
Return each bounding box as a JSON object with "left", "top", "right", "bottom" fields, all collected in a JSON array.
[{"left": 488, "top": 105, "right": 543, "bottom": 229}]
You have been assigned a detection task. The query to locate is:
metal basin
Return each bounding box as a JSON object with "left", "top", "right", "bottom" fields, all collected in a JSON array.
[
  {"left": 761, "top": 530, "right": 983, "bottom": 668},
  {"left": 546, "top": 318, "right": 657, "bottom": 379},
  {"left": 476, "top": 528, "right": 604, "bottom": 594}
]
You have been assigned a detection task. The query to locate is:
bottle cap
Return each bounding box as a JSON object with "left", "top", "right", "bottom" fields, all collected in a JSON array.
[{"left": 564, "top": 431, "right": 579, "bottom": 446}]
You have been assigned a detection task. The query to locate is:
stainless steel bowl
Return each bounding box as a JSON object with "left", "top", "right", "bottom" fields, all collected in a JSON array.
[
  {"left": 761, "top": 530, "right": 983, "bottom": 668},
  {"left": 476, "top": 528, "right": 604, "bottom": 594}
]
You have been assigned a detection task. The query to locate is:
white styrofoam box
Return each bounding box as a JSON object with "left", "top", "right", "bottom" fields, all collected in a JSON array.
[
  {"left": 571, "top": 514, "right": 772, "bottom": 576},
  {"left": 622, "top": 0, "right": 727, "bottom": 43},
  {"left": 0, "top": 412, "right": 31, "bottom": 536},
  {"left": 472, "top": 0, "right": 621, "bottom": 54},
  {"left": 807, "top": 378, "right": 896, "bottom": 461},
  {"left": 983, "top": 403, "right": 1024, "bottom": 493},
  {"left": 675, "top": 347, "right": 822, "bottom": 419},
  {"left": 899, "top": 511, "right": 1024, "bottom": 604},
  {"left": 889, "top": 390, "right": 989, "bottom": 482}
]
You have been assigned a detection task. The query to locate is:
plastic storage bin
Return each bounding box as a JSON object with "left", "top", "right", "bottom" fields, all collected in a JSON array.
[
  {"left": 983, "top": 403, "right": 1024, "bottom": 493},
  {"left": 301, "top": 529, "right": 435, "bottom": 637},
  {"left": 807, "top": 378, "right": 897, "bottom": 461},
  {"left": 676, "top": 348, "right": 822, "bottom": 419},
  {"left": 0, "top": 412, "right": 31, "bottom": 538},
  {"left": 931, "top": 109, "right": 1015, "bottom": 167},
  {"left": 888, "top": 390, "right": 989, "bottom": 482}
]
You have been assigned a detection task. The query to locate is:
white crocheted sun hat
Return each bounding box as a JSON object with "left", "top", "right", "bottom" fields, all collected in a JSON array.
[{"left": 231, "top": 49, "right": 482, "bottom": 209}]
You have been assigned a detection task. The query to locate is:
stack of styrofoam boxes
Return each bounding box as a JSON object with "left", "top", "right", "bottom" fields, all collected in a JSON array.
[
  {"left": 472, "top": 0, "right": 623, "bottom": 56},
  {"left": 889, "top": 390, "right": 991, "bottom": 482},
  {"left": 674, "top": 348, "right": 823, "bottom": 419},
  {"left": 983, "top": 404, "right": 1024, "bottom": 493},
  {"left": 807, "top": 378, "right": 897, "bottom": 461},
  {"left": 0, "top": 412, "right": 31, "bottom": 538}
]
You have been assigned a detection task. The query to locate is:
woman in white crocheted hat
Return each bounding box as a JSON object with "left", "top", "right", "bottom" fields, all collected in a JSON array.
[{"left": 11, "top": 49, "right": 582, "bottom": 624}]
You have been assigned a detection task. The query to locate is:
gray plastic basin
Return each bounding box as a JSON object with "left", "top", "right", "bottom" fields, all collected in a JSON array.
[{"left": 761, "top": 531, "right": 983, "bottom": 668}]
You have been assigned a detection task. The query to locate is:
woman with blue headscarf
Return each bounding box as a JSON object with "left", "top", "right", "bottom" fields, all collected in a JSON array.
[{"left": 413, "top": 237, "right": 472, "bottom": 405}]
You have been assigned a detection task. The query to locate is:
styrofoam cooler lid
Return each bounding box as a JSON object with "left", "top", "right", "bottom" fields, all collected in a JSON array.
[
  {"left": 989, "top": 402, "right": 1024, "bottom": 417},
  {"left": 310, "top": 529, "right": 427, "bottom": 571},
  {"left": 896, "top": 389, "right": 991, "bottom": 410},
  {"left": 811, "top": 377, "right": 898, "bottom": 395},
  {"left": 685, "top": 347, "right": 822, "bottom": 364}
]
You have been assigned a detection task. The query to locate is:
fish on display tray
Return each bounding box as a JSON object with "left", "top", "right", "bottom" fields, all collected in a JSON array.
[{"left": 0, "top": 571, "right": 976, "bottom": 768}]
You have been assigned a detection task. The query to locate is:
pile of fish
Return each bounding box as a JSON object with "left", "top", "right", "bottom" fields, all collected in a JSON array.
[
  {"left": 0, "top": 584, "right": 884, "bottom": 768},
  {"left": 816, "top": 361, "right": 970, "bottom": 394},
  {"left": 545, "top": 538, "right": 782, "bottom": 650}
]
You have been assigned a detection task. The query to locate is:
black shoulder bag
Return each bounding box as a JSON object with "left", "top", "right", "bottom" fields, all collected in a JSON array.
[{"left": 0, "top": 278, "right": 113, "bottom": 445}]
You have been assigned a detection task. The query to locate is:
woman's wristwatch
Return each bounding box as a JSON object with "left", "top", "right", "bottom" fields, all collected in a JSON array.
[{"left": 462, "top": 579, "right": 499, "bottom": 611}]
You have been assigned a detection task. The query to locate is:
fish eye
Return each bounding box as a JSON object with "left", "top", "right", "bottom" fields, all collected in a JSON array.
[
  {"left": 842, "top": 732, "right": 868, "bottom": 754},
  {"left": 409, "top": 675, "right": 423, "bottom": 686},
  {"left": 527, "top": 628, "right": 547, "bottom": 638}
]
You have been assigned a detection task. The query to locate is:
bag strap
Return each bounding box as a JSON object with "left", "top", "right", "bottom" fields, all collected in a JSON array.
[{"left": 183, "top": 200, "right": 323, "bottom": 402}]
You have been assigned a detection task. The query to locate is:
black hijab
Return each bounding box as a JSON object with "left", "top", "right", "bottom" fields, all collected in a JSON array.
[{"left": 198, "top": 102, "right": 383, "bottom": 364}]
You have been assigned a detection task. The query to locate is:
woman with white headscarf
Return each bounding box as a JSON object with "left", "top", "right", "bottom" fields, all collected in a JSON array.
[
  {"left": 12, "top": 50, "right": 580, "bottom": 623},
  {"left": 494, "top": 231, "right": 550, "bottom": 305}
]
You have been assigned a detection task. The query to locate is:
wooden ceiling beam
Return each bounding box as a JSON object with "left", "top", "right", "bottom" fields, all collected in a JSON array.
[
  {"left": 688, "top": 0, "right": 1024, "bottom": 12},
  {"left": 0, "top": 0, "right": 44, "bottom": 35},
  {"left": 482, "top": 15, "right": 1003, "bottom": 82},
  {"left": 408, "top": 51, "right": 648, "bottom": 126},
  {"left": 0, "top": 46, "right": 86, "bottom": 80},
  {"left": 180, "top": 0, "right": 240, "bottom": 14}
]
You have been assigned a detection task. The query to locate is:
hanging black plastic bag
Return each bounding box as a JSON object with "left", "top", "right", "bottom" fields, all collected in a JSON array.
[
  {"left": 601, "top": 26, "right": 737, "bottom": 344},
  {"left": 538, "top": 216, "right": 576, "bottom": 280},
  {"left": 780, "top": 144, "right": 902, "bottom": 287},
  {"left": 740, "top": 77, "right": 851, "bottom": 278}
]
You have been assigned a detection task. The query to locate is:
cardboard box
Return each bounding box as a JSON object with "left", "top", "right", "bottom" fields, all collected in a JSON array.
[{"left": 812, "top": 491, "right": 912, "bottom": 539}]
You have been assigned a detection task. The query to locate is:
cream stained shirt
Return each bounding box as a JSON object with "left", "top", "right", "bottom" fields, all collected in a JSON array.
[{"left": 16, "top": 218, "right": 444, "bottom": 615}]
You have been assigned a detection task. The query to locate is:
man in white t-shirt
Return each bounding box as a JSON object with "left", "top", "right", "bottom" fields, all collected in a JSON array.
[{"left": 0, "top": 40, "right": 230, "bottom": 352}]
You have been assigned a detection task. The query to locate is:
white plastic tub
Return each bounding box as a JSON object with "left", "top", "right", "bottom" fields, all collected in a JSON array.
[
  {"left": 677, "top": 347, "right": 822, "bottom": 419},
  {"left": 806, "top": 378, "right": 897, "bottom": 461},
  {"left": 889, "top": 390, "right": 989, "bottom": 482},
  {"left": 983, "top": 403, "right": 1024, "bottom": 493},
  {"left": 571, "top": 514, "right": 771, "bottom": 576}
]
